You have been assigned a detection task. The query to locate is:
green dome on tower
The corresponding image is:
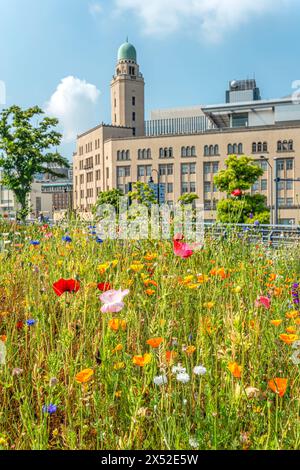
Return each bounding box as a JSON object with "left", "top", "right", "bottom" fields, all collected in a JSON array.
[{"left": 118, "top": 41, "right": 137, "bottom": 62}]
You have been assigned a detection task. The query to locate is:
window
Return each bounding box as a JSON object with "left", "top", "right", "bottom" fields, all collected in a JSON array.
[
  {"left": 286, "top": 159, "right": 293, "bottom": 170},
  {"left": 228, "top": 144, "right": 233, "bottom": 154},
  {"left": 80, "top": 175, "right": 84, "bottom": 184},
  {"left": 204, "top": 163, "right": 211, "bottom": 174},
  {"left": 181, "top": 182, "right": 189, "bottom": 194},
  {"left": 209, "top": 145, "right": 214, "bottom": 156},
  {"left": 204, "top": 145, "right": 209, "bottom": 156},
  {"left": 238, "top": 143, "right": 243, "bottom": 154},
  {"left": 213, "top": 162, "right": 219, "bottom": 173},
  {"left": 277, "top": 160, "right": 284, "bottom": 171},
  {"left": 159, "top": 147, "right": 173, "bottom": 159},
  {"left": 159, "top": 164, "right": 173, "bottom": 176},
  {"left": 233, "top": 144, "right": 238, "bottom": 154},
  {"left": 138, "top": 166, "right": 152, "bottom": 178},
  {"left": 278, "top": 198, "right": 285, "bottom": 207},
  {"left": 283, "top": 140, "right": 288, "bottom": 151},
  {"left": 278, "top": 181, "right": 285, "bottom": 190},
  {"left": 147, "top": 149, "right": 151, "bottom": 159},
  {"left": 181, "top": 147, "right": 187, "bottom": 157},
  {"left": 261, "top": 180, "right": 267, "bottom": 191},
  {"left": 117, "top": 150, "right": 130, "bottom": 161},
  {"left": 214, "top": 145, "right": 219, "bottom": 155},
  {"left": 133, "top": 128, "right": 136, "bottom": 136},
  {"left": 181, "top": 164, "right": 189, "bottom": 175},
  {"left": 132, "top": 112, "right": 136, "bottom": 122},
  {"left": 132, "top": 96, "right": 136, "bottom": 106},
  {"left": 167, "top": 183, "right": 173, "bottom": 193},
  {"left": 204, "top": 200, "right": 211, "bottom": 210},
  {"left": 232, "top": 113, "right": 248, "bottom": 128},
  {"left": 286, "top": 180, "right": 293, "bottom": 190},
  {"left": 257, "top": 142, "right": 262, "bottom": 152},
  {"left": 190, "top": 182, "right": 196, "bottom": 193},
  {"left": 204, "top": 182, "right": 211, "bottom": 193},
  {"left": 190, "top": 163, "right": 196, "bottom": 174},
  {"left": 87, "top": 172, "right": 93, "bottom": 183},
  {"left": 260, "top": 160, "right": 268, "bottom": 171},
  {"left": 191, "top": 146, "right": 196, "bottom": 156},
  {"left": 277, "top": 141, "right": 283, "bottom": 152},
  {"left": 106, "top": 168, "right": 109, "bottom": 179},
  {"left": 286, "top": 198, "right": 294, "bottom": 206},
  {"left": 288, "top": 140, "right": 294, "bottom": 151},
  {"left": 117, "top": 166, "right": 131, "bottom": 177},
  {"left": 263, "top": 142, "right": 268, "bottom": 152},
  {"left": 96, "top": 170, "right": 101, "bottom": 181},
  {"left": 137, "top": 166, "right": 145, "bottom": 177},
  {"left": 252, "top": 143, "right": 257, "bottom": 153},
  {"left": 252, "top": 183, "right": 259, "bottom": 191}
]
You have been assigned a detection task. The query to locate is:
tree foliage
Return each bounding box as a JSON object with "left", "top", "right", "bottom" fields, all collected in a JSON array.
[
  {"left": 214, "top": 154, "right": 269, "bottom": 224},
  {"left": 92, "top": 188, "right": 124, "bottom": 215},
  {"left": 128, "top": 182, "right": 157, "bottom": 207},
  {"left": 0, "top": 105, "right": 69, "bottom": 220},
  {"left": 178, "top": 193, "right": 199, "bottom": 205}
]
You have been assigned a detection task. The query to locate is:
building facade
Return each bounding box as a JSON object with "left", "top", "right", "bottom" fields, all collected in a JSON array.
[{"left": 73, "top": 41, "right": 300, "bottom": 224}]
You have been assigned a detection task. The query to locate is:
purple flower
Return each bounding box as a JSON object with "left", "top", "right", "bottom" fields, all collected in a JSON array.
[
  {"left": 249, "top": 213, "right": 254, "bottom": 220},
  {"left": 100, "top": 289, "right": 129, "bottom": 313},
  {"left": 254, "top": 220, "right": 260, "bottom": 227},
  {"left": 43, "top": 404, "right": 57, "bottom": 415},
  {"left": 26, "top": 319, "right": 36, "bottom": 326}
]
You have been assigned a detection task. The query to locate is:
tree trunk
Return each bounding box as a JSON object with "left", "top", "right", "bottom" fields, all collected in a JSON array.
[{"left": 14, "top": 190, "right": 29, "bottom": 222}]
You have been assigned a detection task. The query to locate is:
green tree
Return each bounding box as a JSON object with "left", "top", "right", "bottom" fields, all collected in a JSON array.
[
  {"left": 128, "top": 182, "right": 157, "bottom": 207},
  {"left": 92, "top": 188, "right": 124, "bottom": 215},
  {"left": 178, "top": 193, "right": 199, "bottom": 205},
  {"left": 214, "top": 154, "right": 269, "bottom": 224},
  {"left": 0, "top": 105, "right": 69, "bottom": 220}
]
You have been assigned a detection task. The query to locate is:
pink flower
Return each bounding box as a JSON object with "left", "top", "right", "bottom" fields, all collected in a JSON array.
[
  {"left": 100, "top": 289, "right": 129, "bottom": 313},
  {"left": 44, "top": 232, "right": 53, "bottom": 239},
  {"left": 173, "top": 234, "right": 194, "bottom": 259},
  {"left": 256, "top": 296, "right": 271, "bottom": 309}
]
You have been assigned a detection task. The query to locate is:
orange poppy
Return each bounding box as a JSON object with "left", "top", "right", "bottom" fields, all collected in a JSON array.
[
  {"left": 285, "top": 311, "right": 299, "bottom": 319},
  {"left": 279, "top": 334, "right": 299, "bottom": 345},
  {"left": 270, "top": 320, "right": 282, "bottom": 327},
  {"left": 112, "top": 344, "right": 123, "bottom": 354},
  {"left": 0, "top": 335, "right": 7, "bottom": 342},
  {"left": 165, "top": 350, "right": 178, "bottom": 364},
  {"left": 108, "top": 319, "right": 127, "bottom": 332},
  {"left": 286, "top": 326, "right": 297, "bottom": 334},
  {"left": 228, "top": 362, "right": 242, "bottom": 378},
  {"left": 145, "top": 289, "right": 156, "bottom": 296},
  {"left": 147, "top": 337, "right": 163, "bottom": 348},
  {"left": 185, "top": 345, "right": 196, "bottom": 355},
  {"left": 75, "top": 368, "right": 94, "bottom": 384},
  {"left": 268, "top": 378, "right": 288, "bottom": 397},
  {"left": 143, "top": 279, "right": 158, "bottom": 287},
  {"left": 132, "top": 353, "right": 152, "bottom": 367}
]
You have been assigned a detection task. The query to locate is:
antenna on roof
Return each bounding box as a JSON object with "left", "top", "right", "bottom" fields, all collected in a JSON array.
[{"left": 126, "top": 35, "right": 129, "bottom": 42}]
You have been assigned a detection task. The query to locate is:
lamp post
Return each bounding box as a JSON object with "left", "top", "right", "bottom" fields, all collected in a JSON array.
[
  {"left": 148, "top": 168, "right": 160, "bottom": 205},
  {"left": 260, "top": 156, "right": 273, "bottom": 225}
]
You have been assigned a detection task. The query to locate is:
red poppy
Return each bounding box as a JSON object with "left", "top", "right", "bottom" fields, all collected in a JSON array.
[
  {"left": 52, "top": 278, "right": 80, "bottom": 297},
  {"left": 16, "top": 321, "right": 24, "bottom": 330},
  {"left": 97, "top": 282, "right": 112, "bottom": 292},
  {"left": 231, "top": 189, "right": 242, "bottom": 197}
]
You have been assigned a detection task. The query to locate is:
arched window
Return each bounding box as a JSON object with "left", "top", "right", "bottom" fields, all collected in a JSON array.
[
  {"left": 147, "top": 149, "right": 151, "bottom": 159},
  {"left": 209, "top": 145, "right": 214, "bottom": 156},
  {"left": 181, "top": 146, "right": 186, "bottom": 157},
  {"left": 252, "top": 143, "right": 257, "bottom": 153},
  {"left": 288, "top": 139, "right": 294, "bottom": 151},
  {"left": 257, "top": 142, "right": 262, "bottom": 152},
  {"left": 228, "top": 144, "right": 233, "bottom": 154},
  {"left": 204, "top": 145, "right": 209, "bottom": 156},
  {"left": 277, "top": 141, "right": 282, "bottom": 152},
  {"left": 159, "top": 148, "right": 164, "bottom": 158},
  {"left": 233, "top": 143, "right": 238, "bottom": 154},
  {"left": 214, "top": 145, "right": 219, "bottom": 156},
  {"left": 169, "top": 147, "right": 173, "bottom": 157},
  {"left": 142, "top": 149, "right": 147, "bottom": 159},
  {"left": 164, "top": 148, "right": 168, "bottom": 158},
  {"left": 121, "top": 150, "right": 125, "bottom": 160},
  {"left": 191, "top": 146, "right": 196, "bottom": 156},
  {"left": 117, "top": 151, "right": 120, "bottom": 160},
  {"left": 187, "top": 146, "right": 191, "bottom": 157},
  {"left": 263, "top": 142, "right": 268, "bottom": 152},
  {"left": 138, "top": 149, "right": 142, "bottom": 160},
  {"left": 126, "top": 150, "right": 130, "bottom": 160},
  {"left": 238, "top": 143, "right": 243, "bottom": 154},
  {"left": 283, "top": 140, "right": 288, "bottom": 151}
]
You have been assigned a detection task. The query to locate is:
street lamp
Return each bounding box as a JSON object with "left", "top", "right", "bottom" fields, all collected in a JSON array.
[
  {"left": 148, "top": 168, "right": 160, "bottom": 205},
  {"left": 260, "top": 156, "right": 273, "bottom": 225}
]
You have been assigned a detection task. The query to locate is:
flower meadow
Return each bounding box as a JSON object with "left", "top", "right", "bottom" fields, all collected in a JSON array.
[{"left": 1, "top": 222, "right": 300, "bottom": 450}]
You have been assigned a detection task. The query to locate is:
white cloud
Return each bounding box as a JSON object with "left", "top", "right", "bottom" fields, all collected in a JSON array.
[
  {"left": 114, "top": 0, "right": 294, "bottom": 42},
  {"left": 45, "top": 76, "right": 100, "bottom": 143},
  {"left": 89, "top": 2, "right": 103, "bottom": 17}
]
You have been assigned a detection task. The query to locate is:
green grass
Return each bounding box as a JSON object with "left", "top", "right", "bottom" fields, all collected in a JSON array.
[{"left": 0, "top": 222, "right": 300, "bottom": 450}]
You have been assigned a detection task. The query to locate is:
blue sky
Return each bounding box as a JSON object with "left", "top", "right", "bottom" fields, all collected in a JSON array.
[{"left": 0, "top": 0, "right": 299, "bottom": 159}]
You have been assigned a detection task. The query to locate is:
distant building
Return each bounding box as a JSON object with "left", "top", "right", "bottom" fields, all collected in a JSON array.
[{"left": 73, "top": 41, "right": 300, "bottom": 225}]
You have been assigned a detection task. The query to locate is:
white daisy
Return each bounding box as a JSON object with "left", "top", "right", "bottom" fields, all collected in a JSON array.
[
  {"left": 172, "top": 365, "right": 186, "bottom": 375},
  {"left": 193, "top": 365, "right": 207, "bottom": 376},
  {"left": 176, "top": 372, "right": 190, "bottom": 383},
  {"left": 153, "top": 375, "right": 168, "bottom": 386}
]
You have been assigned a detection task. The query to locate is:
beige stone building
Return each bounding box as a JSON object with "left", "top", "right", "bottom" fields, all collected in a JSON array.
[{"left": 73, "top": 43, "right": 300, "bottom": 225}]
